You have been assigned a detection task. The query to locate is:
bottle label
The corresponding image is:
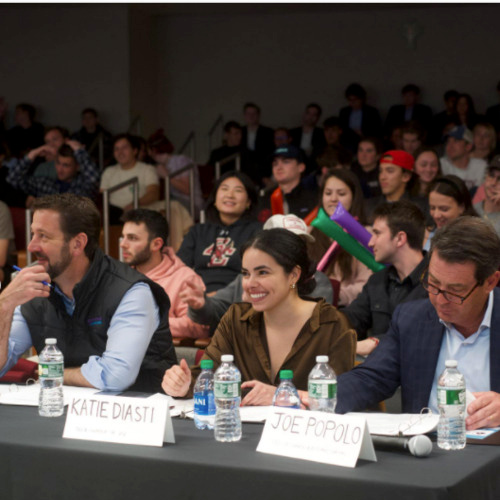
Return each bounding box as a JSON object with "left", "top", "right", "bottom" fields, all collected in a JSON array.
[
  {"left": 194, "top": 391, "right": 216, "bottom": 416},
  {"left": 38, "top": 362, "right": 64, "bottom": 379},
  {"left": 308, "top": 380, "right": 337, "bottom": 399},
  {"left": 214, "top": 381, "right": 241, "bottom": 398},
  {"left": 438, "top": 387, "right": 465, "bottom": 406}
]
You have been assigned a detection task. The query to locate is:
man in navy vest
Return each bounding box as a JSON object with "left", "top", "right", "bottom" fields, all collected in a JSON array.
[
  {"left": 336, "top": 217, "right": 500, "bottom": 431},
  {"left": 0, "top": 193, "right": 176, "bottom": 393}
]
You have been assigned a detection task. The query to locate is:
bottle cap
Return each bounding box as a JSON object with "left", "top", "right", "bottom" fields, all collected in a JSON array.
[
  {"left": 45, "top": 338, "right": 57, "bottom": 345},
  {"left": 445, "top": 360, "right": 458, "bottom": 368},
  {"left": 200, "top": 359, "right": 214, "bottom": 370},
  {"left": 279, "top": 370, "right": 293, "bottom": 380},
  {"left": 220, "top": 354, "right": 234, "bottom": 363},
  {"left": 316, "top": 355, "right": 329, "bottom": 363}
]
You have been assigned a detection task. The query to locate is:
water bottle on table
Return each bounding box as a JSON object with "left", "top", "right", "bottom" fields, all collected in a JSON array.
[
  {"left": 214, "top": 354, "right": 241, "bottom": 442},
  {"left": 193, "top": 359, "right": 216, "bottom": 430},
  {"left": 308, "top": 355, "right": 337, "bottom": 413},
  {"left": 437, "top": 359, "right": 466, "bottom": 450},
  {"left": 272, "top": 370, "right": 300, "bottom": 409},
  {"left": 38, "top": 338, "right": 64, "bottom": 417}
]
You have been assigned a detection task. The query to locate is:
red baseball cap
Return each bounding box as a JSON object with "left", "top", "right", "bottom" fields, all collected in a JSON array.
[{"left": 380, "top": 150, "right": 414, "bottom": 172}]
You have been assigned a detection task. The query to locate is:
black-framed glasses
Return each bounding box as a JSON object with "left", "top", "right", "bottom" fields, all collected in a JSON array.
[{"left": 420, "top": 270, "right": 480, "bottom": 305}]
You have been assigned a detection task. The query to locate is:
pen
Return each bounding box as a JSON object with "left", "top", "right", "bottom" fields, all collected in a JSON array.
[{"left": 12, "top": 265, "right": 53, "bottom": 288}]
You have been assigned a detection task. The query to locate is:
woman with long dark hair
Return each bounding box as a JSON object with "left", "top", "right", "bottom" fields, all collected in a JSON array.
[{"left": 163, "top": 228, "right": 356, "bottom": 405}]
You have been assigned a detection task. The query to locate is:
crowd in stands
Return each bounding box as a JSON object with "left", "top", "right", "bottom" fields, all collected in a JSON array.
[{"left": 1, "top": 80, "right": 500, "bottom": 424}]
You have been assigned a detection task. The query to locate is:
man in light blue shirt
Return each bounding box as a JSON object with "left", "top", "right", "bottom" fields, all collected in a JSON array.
[
  {"left": 0, "top": 193, "right": 176, "bottom": 393},
  {"left": 337, "top": 217, "right": 500, "bottom": 431}
]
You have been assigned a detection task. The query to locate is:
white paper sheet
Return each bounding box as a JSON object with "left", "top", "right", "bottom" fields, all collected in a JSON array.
[
  {"left": 348, "top": 412, "right": 439, "bottom": 436},
  {"left": 0, "top": 384, "right": 98, "bottom": 406}
]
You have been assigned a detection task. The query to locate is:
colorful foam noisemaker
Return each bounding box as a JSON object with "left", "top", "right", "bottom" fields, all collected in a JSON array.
[
  {"left": 311, "top": 207, "right": 385, "bottom": 272},
  {"left": 270, "top": 187, "right": 284, "bottom": 215},
  {"left": 316, "top": 240, "right": 340, "bottom": 272},
  {"left": 303, "top": 206, "right": 319, "bottom": 226},
  {"left": 331, "top": 201, "right": 373, "bottom": 253}
]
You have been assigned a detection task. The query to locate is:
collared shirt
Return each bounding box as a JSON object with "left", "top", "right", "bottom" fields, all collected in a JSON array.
[
  {"left": 386, "top": 259, "right": 426, "bottom": 314},
  {"left": 427, "top": 291, "right": 493, "bottom": 414},
  {"left": 0, "top": 282, "right": 160, "bottom": 391}
]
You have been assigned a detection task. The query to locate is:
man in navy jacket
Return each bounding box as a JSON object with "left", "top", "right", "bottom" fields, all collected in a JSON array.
[{"left": 337, "top": 217, "right": 500, "bottom": 431}]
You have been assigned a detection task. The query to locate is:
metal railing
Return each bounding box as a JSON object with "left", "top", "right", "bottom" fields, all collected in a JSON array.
[
  {"left": 128, "top": 115, "right": 142, "bottom": 136},
  {"left": 208, "top": 114, "right": 224, "bottom": 154},
  {"left": 178, "top": 131, "right": 196, "bottom": 160},
  {"left": 102, "top": 177, "right": 139, "bottom": 255},
  {"left": 215, "top": 153, "right": 241, "bottom": 179},
  {"left": 163, "top": 163, "right": 197, "bottom": 227}
]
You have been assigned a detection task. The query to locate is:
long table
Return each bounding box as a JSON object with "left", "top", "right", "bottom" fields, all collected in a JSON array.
[{"left": 1, "top": 404, "right": 500, "bottom": 500}]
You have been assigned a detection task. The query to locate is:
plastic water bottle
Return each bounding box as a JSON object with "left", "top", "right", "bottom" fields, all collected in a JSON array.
[
  {"left": 193, "top": 359, "right": 216, "bottom": 430},
  {"left": 38, "top": 338, "right": 64, "bottom": 417},
  {"left": 437, "top": 360, "right": 466, "bottom": 450},
  {"left": 272, "top": 370, "right": 300, "bottom": 409},
  {"left": 214, "top": 354, "right": 241, "bottom": 442},
  {"left": 308, "top": 355, "right": 337, "bottom": 413}
]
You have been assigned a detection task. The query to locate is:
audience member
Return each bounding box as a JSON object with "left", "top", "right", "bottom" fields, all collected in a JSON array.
[
  {"left": 177, "top": 170, "right": 261, "bottom": 293},
  {"left": 100, "top": 133, "right": 160, "bottom": 224},
  {"left": 455, "top": 93, "right": 481, "bottom": 129},
  {"left": 314, "top": 116, "right": 353, "bottom": 169},
  {"left": 308, "top": 169, "right": 372, "bottom": 307},
  {"left": 72, "top": 108, "right": 113, "bottom": 167},
  {"left": 0, "top": 194, "right": 176, "bottom": 392},
  {"left": 290, "top": 103, "right": 326, "bottom": 161},
  {"left": 147, "top": 129, "right": 204, "bottom": 217},
  {"left": 6, "top": 103, "right": 44, "bottom": 158},
  {"left": 424, "top": 175, "right": 478, "bottom": 250},
  {"left": 343, "top": 200, "right": 427, "bottom": 355},
  {"left": 350, "top": 137, "right": 382, "bottom": 199},
  {"left": 410, "top": 148, "right": 442, "bottom": 199},
  {"left": 0, "top": 200, "right": 16, "bottom": 285},
  {"left": 241, "top": 102, "right": 274, "bottom": 177},
  {"left": 486, "top": 80, "right": 500, "bottom": 138},
  {"left": 401, "top": 121, "right": 425, "bottom": 156},
  {"left": 384, "top": 84, "right": 433, "bottom": 137},
  {"left": 257, "top": 145, "right": 318, "bottom": 222},
  {"left": 430, "top": 89, "right": 459, "bottom": 145},
  {"left": 474, "top": 157, "right": 500, "bottom": 236},
  {"left": 182, "top": 214, "right": 334, "bottom": 334},
  {"left": 339, "top": 83, "right": 382, "bottom": 151},
  {"left": 440, "top": 125, "right": 487, "bottom": 191},
  {"left": 162, "top": 228, "right": 356, "bottom": 404},
  {"left": 470, "top": 122, "right": 497, "bottom": 162},
  {"left": 364, "top": 150, "right": 427, "bottom": 220},
  {"left": 32, "top": 126, "right": 69, "bottom": 178},
  {"left": 7, "top": 141, "right": 100, "bottom": 206},
  {"left": 336, "top": 217, "right": 500, "bottom": 431},
  {"left": 120, "top": 209, "right": 209, "bottom": 339}
]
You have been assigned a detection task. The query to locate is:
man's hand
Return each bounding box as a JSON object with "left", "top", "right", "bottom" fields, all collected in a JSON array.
[
  {"left": 65, "top": 139, "right": 84, "bottom": 152},
  {"left": 1, "top": 265, "right": 51, "bottom": 310},
  {"left": 26, "top": 145, "right": 54, "bottom": 162},
  {"left": 179, "top": 279, "right": 206, "bottom": 310},
  {"left": 162, "top": 358, "right": 191, "bottom": 397},
  {"left": 241, "top": 380, "right": 276, "bottom": 406},
  {"left": 466, "top": 391, "right": 500, "bottom": 430},
  {"left": 356, "top": 338, "right": 377, "bottom": 356}
]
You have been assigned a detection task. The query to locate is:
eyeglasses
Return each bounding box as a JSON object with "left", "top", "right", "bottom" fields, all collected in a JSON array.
[{"left": 420, "top": 270, "right": 480, "bottom": 305}]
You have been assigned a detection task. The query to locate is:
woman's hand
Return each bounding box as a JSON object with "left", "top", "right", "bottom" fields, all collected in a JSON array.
[
  {"left": 241, "top": 380, "right": 276, "bottom": 406},
  {"left": 356, "top": 338, "right": 378, "bottom": 357},
  {"left": 179, "top": 279, "right": 206, "bottom": 309},
  {"left": 161, "top": 358, "right": 191, "bottom": 397}
]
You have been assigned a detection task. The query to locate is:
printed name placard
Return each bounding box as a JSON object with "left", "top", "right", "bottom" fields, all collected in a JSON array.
[
  {"left": 257, "top": 407, "right": 376, "bottom": 468},
  {"left": 63, "top": 395, "right": 175, "bottom": 447}
]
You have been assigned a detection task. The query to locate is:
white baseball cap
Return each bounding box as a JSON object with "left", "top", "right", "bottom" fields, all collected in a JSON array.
[{"left": 263, "top": 214, "right": 315, "bottom": 243}]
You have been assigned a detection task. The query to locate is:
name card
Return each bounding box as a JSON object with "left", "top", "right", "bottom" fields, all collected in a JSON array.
[
  {"left": 63, "top": 394, "right": 175, "bottom": 447},
  {"left": 257, "top": 407, "right": 376, "bottom": 468}
]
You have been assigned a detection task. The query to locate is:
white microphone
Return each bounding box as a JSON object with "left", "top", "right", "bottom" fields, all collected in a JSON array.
[{"left": 371, "top": 434, "right": 433, "bottom": 457}]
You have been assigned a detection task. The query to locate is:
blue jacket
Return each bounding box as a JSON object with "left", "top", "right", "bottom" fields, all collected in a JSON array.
[{"left": 337, "top": 289, "right": 500, "bottom": 413}]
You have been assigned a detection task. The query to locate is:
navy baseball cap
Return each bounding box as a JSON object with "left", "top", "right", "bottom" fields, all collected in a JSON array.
[
  {"left": 446, "top": 125, "right": 473, "bottom": 144},
  {"left": 272, "top": 145, "right": 305, "bottom": 162}
]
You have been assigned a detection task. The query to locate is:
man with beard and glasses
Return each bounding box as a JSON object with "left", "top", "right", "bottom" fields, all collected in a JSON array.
[
  {"left": 0, "top": 194, "right": 176, "bottom": 393},
  {"left": 120, "top": 209, "right": 209, "bottom": 340}
]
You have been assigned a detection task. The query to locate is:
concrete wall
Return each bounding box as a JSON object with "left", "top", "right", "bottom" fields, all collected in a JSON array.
[
  {"left": 0, "top": 4, "right": 130, "bottom": 134},
  {"left": 155, "top": 4, "right": 500, "bottom": 162}
]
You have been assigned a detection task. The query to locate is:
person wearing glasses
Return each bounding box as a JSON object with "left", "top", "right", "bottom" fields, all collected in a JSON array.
[
  {"left": 335, "top": 216, "right": 500, "bottom": 430},
  {"left": 343, "top": 200, "right": 428, "bottom": 356}
]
